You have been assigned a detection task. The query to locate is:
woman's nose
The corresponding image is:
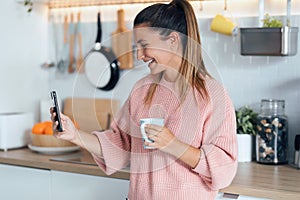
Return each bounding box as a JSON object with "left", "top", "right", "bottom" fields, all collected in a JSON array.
[{"left": 136, "top": 48, "right": 144, "bottom": 61}]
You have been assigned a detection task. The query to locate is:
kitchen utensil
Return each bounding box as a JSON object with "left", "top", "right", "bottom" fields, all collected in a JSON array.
[
  {"left": 41, "top": 62, "right": 55, "bottom": 69},
  {"left": 84, "top": 12, "right": 119, "bottom": 91},
  {"left": 57, "top": 14, "right": 69, "bottom": 74},
  {"left": 76, "top": 12, "right": 84, "bottom": 73},
  {"left": 294, "top": 135, "right": 300, "bottom": 167},
  {"left": 68, "top": 13, "right": 76, "bottom": 73},
  {"left": 63, "top": 98, "right": 120, "bottom": 132},
  {"left": 112, "top": 9, "right": 133, "bottom": 69}
]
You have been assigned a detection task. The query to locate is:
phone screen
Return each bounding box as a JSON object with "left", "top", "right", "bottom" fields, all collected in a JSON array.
[{"left": 50, "top": 91, "right": 63, "bottom": 132}]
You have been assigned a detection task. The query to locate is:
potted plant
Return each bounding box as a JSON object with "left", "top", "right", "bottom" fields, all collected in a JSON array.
[
  {"left": 240, "top": 12, "right": 298, "bottom": 56},
  {"left": 235, "top": 106, "right": 258, "bottom": 162},
  {"left": 262, "top": 14, "right": 283, "bottom": 28}
]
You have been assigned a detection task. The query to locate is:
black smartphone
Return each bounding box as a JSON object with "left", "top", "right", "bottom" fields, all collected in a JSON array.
[{"left": 50, "top": 91, "right": 63, "bottom": 132}]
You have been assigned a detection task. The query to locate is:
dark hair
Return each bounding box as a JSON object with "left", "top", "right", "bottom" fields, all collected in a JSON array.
[
  {"left": 134, "top": 0, "right": 210, "bottom": 104},
  {"left": 134, "top": 2, "right": 187, "bottom": 42}
]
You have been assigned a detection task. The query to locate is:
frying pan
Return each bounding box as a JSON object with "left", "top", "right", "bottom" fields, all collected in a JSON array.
[{"left": 84, "top": 12, "right": 119, "bottom": 91}]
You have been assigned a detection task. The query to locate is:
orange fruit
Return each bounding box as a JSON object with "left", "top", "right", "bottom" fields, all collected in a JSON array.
[
  {"left": 32, "top": 121, "right": 54, "bottom": 134},
  {"left": 44, "top": 121, "right": 53, "bottom": 135},
  {"left": 32, "top": 122, "right": 46, "bottom": 134},
  {"left": 43, "top": 121, "right": 52, "bottom": 127},
  {"left": 44, "top": 126, "right": 53, "bottom": 135}
]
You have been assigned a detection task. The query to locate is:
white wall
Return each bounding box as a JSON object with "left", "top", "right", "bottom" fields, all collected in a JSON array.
[
  {"left": 0, "top": 1, "right": 49, "bottom": 122},
  {"left": 1, "top": 0, "right": 300, "bottom": 161}
]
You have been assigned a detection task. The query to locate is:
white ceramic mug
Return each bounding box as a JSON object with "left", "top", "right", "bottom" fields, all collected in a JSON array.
[{"left": 140, "top": 118, "right": 164, "bottom": 149}]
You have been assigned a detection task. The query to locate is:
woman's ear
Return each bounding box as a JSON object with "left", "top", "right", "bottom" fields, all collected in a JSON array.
[{"left": 167, "top": 31, "right": 181, "bottom": 51}]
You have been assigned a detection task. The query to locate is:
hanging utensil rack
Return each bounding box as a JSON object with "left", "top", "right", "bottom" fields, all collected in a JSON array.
[{"left": 46, "top": 0, "right": 205, "bottom": 9}]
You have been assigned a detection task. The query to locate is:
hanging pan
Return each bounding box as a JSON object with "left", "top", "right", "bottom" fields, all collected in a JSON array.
[{"left": 84, "top": 12, "right": 119, "bottom": 91}]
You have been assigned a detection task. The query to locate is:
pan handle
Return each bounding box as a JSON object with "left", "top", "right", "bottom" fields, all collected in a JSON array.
[{"left": 95, "top": 12, "right": 102, "bottom": 44}]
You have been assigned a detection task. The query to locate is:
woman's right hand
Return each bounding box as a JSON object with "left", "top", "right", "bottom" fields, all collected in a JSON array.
[{"left": 50, "top": 107, "right": 79, "bottom": 145}]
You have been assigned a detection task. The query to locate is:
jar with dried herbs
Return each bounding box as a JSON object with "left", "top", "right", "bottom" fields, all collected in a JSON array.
[{"left": 256, "top": 99, "right": 288, "bottom": 164}]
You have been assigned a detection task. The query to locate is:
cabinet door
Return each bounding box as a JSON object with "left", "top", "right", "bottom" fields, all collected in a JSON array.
[
  {"left": 51, "top": 170, "right": 129, "bottom": 200},
  {"left": 0, "top": 164, "right": 51, "bottom": 200}
]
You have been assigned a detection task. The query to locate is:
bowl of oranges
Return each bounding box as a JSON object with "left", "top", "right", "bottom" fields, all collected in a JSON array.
[{"left": 30, "top": 121, "right": 76, "bottom": 147}]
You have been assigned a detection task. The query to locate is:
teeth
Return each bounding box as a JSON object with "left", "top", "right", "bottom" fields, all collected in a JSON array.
[{"left": 146, "top": 59, "right": 154, "bottom": 65}]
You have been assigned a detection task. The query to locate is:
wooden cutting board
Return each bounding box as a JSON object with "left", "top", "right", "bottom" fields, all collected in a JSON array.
[
  {"left": 112, "top": 9, "right": 133, "bottom": 69},
  {"left": 63, "top": 98, "right": 120, "bottom": 133}
]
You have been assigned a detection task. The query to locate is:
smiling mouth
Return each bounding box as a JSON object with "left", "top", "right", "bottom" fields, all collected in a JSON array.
[{"left": 145, "top": 59, "right": 155, "bottom": 66}]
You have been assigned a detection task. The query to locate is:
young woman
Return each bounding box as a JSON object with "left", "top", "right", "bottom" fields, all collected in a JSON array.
[{"left": 51, "top": 0, "right": 237, "bottom": 199}]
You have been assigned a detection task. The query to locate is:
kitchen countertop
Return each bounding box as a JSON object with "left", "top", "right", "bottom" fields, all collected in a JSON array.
[
  {"left": 0, "top": 148, "right": 300, "bottom": 199},
  {"left": 0, "top": 147, "right": 130, "bottom": 180}
]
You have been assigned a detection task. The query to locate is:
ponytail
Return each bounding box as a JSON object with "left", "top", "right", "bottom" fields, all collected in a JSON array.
[{"left": 173, "top": 0, "right": 210, "bottom": 101}]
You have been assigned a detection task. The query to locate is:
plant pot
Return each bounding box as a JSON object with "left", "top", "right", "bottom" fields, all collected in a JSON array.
[
  {"left": 240, "top": 27, "right": 298, "bottom": 56},
  {"left": 237, "top": 134, "right": 253, "bottom": 162}
]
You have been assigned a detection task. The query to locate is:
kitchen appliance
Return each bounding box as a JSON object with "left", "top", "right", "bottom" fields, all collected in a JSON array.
[
  {"left": 294, "top": 134, "right": 300, "bottom": 168},
  {"left": 0, "top": 112, "right": 34, "bottom": 151}
]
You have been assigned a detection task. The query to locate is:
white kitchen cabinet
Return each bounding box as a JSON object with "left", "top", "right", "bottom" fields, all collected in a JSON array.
[
  {"left": 0, "top": 164, "right": 129, "bottom": 200},
  {"left": 0, "top": 164, "right": 51, "bottom": 200},
  {"left": 51, "top": 170, "right": 129, "bottom": 200}
]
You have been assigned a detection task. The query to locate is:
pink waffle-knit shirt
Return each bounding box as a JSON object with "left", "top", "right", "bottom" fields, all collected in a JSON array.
[{"left": 92, "top": 74, "right": 238, "bottom": 200}]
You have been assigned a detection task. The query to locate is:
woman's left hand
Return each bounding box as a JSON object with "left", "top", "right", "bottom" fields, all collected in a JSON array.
[
  {"left": 144, "top": 124, "right": 178, "bottom": 153},
  {"left": 145, "top": 124, "right": 201, "bottom": 167}
]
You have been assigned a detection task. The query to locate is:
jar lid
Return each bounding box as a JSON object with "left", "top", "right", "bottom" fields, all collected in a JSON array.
[
  {"left": 261, "top": 99, "right": 285, "bottom": 103},
  {"left": 260, "top": 99, "right": 285, "bottom": 115}
]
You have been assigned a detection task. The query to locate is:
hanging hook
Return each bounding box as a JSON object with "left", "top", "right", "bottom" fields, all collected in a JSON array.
[
  {"left": 199, "top": 0, "right": 203, "bottom": 11},
  {"left": 224, "top": 0, "right": 228, "bottom": 11}
]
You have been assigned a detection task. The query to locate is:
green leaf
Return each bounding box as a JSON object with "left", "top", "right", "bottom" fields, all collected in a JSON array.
[{"left": 235, "top": 106, "right": 258, "bottom": 135}]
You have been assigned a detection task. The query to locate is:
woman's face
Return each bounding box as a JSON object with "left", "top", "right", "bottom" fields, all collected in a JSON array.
[{"left": 133, "top": 25, "right": 182, "bottom": 78}]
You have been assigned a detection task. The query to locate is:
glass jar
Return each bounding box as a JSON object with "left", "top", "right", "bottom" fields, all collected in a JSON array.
[{"left": 256, "top": 99, "right": 288, "bottom": 164}]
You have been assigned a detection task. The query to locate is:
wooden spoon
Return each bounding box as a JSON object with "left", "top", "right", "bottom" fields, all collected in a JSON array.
[
  {"left": 68, "top": 13, "right": 75, "bottom": 73},
  {"left": 76, "top": 12, "right": 84, "bottom": 73}
]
